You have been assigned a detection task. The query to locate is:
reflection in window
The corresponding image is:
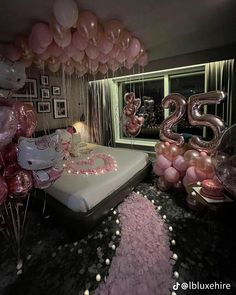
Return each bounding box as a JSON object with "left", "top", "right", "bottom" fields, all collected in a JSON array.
[
  {"left": 170, "top": 74, "right": 205, "bottom": 136},
  {"left": 120, "top": 79, "right": 164, "bottom": 140}
]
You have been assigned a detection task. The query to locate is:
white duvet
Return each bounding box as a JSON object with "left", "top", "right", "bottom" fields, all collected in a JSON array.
[{"left": 45, "top": 145, "right": 149, "bottom": 212}]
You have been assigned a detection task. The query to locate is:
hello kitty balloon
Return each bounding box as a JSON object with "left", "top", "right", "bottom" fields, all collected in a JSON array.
[
  {"left": 0, "top": 56, "right": 26, "bottom": 97},
  {"left": 17, "top": 133, "right": 63, "bottom": 170}
]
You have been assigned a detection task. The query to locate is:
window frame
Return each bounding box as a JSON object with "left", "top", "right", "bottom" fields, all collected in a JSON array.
[{"left": 111, "top": 63, "right": 206, "bottom": 148}]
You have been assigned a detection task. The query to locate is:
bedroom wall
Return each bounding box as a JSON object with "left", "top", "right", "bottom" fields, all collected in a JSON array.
[{"left": 15, "top": 67, "right": 88, "bottom": 132}]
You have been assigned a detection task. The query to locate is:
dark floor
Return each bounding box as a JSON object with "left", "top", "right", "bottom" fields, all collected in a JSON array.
[{"left": 0, "top": 172, "right": 236, "bottom": 295}]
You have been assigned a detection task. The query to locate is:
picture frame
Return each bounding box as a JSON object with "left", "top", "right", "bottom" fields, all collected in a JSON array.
[
  {"left": 40, "top": 88, "right": 50, "bottom": 99},
  {"left": 53, "top": 99, "right": 68, "bottom": 118},
  {"left": 40, "top": 75, "right": 49, "bottom": 86},
  {"left": 37, "top": 101, "right": 51, "bottom": 113},
  {"left": 52, "top": 86, "right": 61, "bottom": 96},
  {"left": 12, "top": 78, "right": 37, "bottom": 98}
]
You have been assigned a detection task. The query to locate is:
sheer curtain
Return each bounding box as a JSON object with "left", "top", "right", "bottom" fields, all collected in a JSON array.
[
  {"left": 87, "top": 80, "right": 114, "bottom": 146},
  {"left": 205, "top": 59, "right": 235, "bottom": 126}
]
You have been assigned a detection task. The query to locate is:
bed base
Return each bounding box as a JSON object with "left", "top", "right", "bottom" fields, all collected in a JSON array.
[{"left": 35, "top": 161, "right": 152, "bottom": 235}]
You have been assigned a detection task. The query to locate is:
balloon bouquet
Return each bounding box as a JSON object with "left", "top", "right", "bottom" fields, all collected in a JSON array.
[
  {"left": 122, "top": 92, "right": 144, "bottom": 137},
  {"left": 2, "top": 0, "right": 149, "bottom": 76},
  {"left": 0, "top": 57, "right": 63, "bottom": 272},
  {"left": 154, "top": 91, "right": 228, "bottom": 208}
]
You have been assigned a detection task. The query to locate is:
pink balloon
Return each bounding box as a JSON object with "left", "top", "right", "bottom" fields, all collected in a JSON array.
[
  {"left": 64, "top": 64, "right": 74, "bottom": 75},
  {"left": 108, "top": 59, "right": 119, "bottom": 72},
  {"left": 88, "top": 59, "right": 99, "bottom": 74},
  {"left": 109, "top": 44, "right": 121, "bottom": 59},
  {"left": 195, "top": 167, "right": 213, "bottom": 181},
  {"left": 120, "top": 30, "right": 132, "bottom": 49},
  {"left": 156, "top": 154, "right": 172, "bottom": 170},
  {"left": 39, "top": 50, "right": 51, "bottom": 61},
  {"left": 104, "top": 20, "right": 124, "bottom": 44},
  {"left": 153, "top": 163, "right": 165, "bottom": 176},
  {"left": 91, "top": 23, "right": 103, "bottom": 46},
  {"left": 2, "top": 143, "right": 18, "bottom": 166},
  {"left": 85, "top": 44, "right": 99, "bottom": 60},
  {"left": 196, "top": 155, "right": 215, "bottom": 175},
  {"left": 47, "top": 41, "right": 63, "bottom": 57},
  {"left": 60, "top": 53, "right": 70, "bottom": 63},
  {"left": 6, "top": 169, "right": 33, "bottom": 197},
  {"left": 4, "top": 44, "right": 22, "bottom": 62},
  {"left": 98, "top": 53, "right": 109, "bottom": 64},
  {"left": 72, "top": 30, "right": 88, "bottom": 51},
  {"left": 137, "top": 51, "right": 148, "bottom": 67},
  {"left": 77, "top": 10, "right": 98, "bottom": 39},
  {"left": 54, "top": 29, "right": 71, "bottom": 48},
  {"left": 124, "top": 115, "right": 143, "bottom": 137},
  {"left": 28, "top": 33, "right": 46, "bottom": 54},
  {"left": 48, "top": 62, "right": 61, "bottom": 73},
  {"left": 99, "top": 63, "right": 108, "bottom": 75},
  {"left": 116, "top": 50, "right": 126, "bottom": 64},
  {"left": 155, "top": 142, "right": 166, "bottom": 155},
  {"left": 29, "top": 22, "right": 53, "bottom": 49},
  {"left": 126, "top": 37, "right": 141, "bottom": 58},
  {"left": 64, "top": 43, "right": 77, "bottom": 57},
  {"left": 185, "top": 166, "right": 198, "bottom": 181},
  {"left": 98, "top": 34, "right": 113, "bottom": 55},
  {"left": 124, "top": 60, "right": 134, "bottom": 70},
  {"left": 13, "top": 102, "right": 37, "bottom": 140},
  {"left": 164, "top": 167, "right": 180, "bottom": 183},
  {"left": 0, "top": 106, "right": 17, "bottom": 150},
  {"left": 53, "top": 0, "right": 78, "bottom": 29},
  {"left": 164, "top": 144, "right": 181, "bottom": 161},
  {"left": 184, "top": 149, "right": 200, "bottom": 166},
  {"left": 173, "top": 155, "right": 188, "bottom": 172},
  {"left": 72, "top": 50, "right": 85, "bottom": 62}
]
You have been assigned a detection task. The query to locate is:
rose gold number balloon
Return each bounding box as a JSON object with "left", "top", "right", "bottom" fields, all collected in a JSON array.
[
  {"left": 159, "top": 93, "right": 187, "bottom": 147},
  {"left": 188, "top": 91, "right": 226, "bottom": 153}
]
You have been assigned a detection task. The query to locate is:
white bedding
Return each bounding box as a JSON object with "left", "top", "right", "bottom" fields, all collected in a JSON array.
[{"left": 45, "top": 145, "right": 149, "bottom": 213}]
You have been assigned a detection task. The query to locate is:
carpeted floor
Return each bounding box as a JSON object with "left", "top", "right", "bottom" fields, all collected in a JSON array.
[{"left": 0, "top": 171, "right": 236, "bottom": 295}]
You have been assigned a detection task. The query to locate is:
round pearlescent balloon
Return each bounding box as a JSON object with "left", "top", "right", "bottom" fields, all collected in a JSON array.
[{"left": 214, "top": 124, "right": 236, "bottom": 197}]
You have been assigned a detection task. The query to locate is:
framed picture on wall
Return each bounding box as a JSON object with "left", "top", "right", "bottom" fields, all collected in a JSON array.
[
  {"left": 53, "top": 99, "right": 68, "bottom": 118},
  {"left": 40, "top": 75, "right": 49, "bottom": 86},
  {"left": 52, "top": 86, "right": 61, "bottom": 96},
  {"left": 37, "top": 101, "right": 51, "bottom": 113},
  {"left": 12, "top": 78, "right": 37, "bottom": 98},
  {"left": 40, "top": 88, "right": 50, "bottom": 99}
]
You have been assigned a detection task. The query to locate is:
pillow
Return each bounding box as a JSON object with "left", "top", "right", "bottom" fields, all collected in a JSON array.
[
  {"left": 72, "top": 133, "right": 81, "bottom": 144},
  {"left": 56, "top": 129, "right": 72, "bottom": 160}
]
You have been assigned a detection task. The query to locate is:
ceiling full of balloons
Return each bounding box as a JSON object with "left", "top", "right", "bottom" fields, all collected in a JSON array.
[{"left": 1, "top": 0, "right": 148, "bottom": 76}]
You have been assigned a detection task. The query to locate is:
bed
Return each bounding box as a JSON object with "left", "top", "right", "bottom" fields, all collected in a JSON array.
[{"left": 35, "top": 144, "right": 151, "bottom": 234}]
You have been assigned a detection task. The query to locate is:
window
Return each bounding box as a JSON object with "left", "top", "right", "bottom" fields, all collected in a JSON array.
[
  {"left": 111, "top": 64, "right": 205, "bottom": 147},
  {"left": 170, "top": 73, "right": 205, "bottom": 136},
  {"left": 120, "top": 79, "right": 164, "bottom": 140}
]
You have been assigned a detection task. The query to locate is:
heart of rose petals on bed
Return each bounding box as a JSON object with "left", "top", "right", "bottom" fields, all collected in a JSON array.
[{"left": 65, "top": 153, "right": 118, "bottom": 175}]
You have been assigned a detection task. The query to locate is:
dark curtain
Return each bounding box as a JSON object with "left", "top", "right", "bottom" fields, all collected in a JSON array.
[
  {"left": 88, "top": 80, "right": 114, "bottom": 146},
  {"left": 205, "top": 59, "right": 236, "bottom": 127}
]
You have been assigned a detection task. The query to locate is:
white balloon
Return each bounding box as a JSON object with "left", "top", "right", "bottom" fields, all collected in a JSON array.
[{"left": 53, "top": 0, "right": 78, "bottom": 29}]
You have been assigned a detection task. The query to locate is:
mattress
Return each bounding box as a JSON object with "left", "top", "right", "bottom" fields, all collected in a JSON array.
[{"left": 45, "top": 145, "right": 149, "bottom": 213}]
